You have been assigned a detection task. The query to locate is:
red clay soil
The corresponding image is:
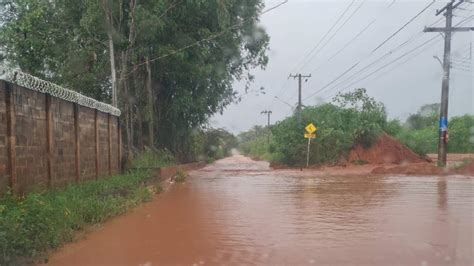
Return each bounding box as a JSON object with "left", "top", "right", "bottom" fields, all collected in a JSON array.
[
  {"left": 457, "top": 161, "right": 474, "bottom": 175},
  {"left": 348, "top": 133, "right": 429, "bottom": 165},
  {"left": 372, "top": 163, "right": 444, "bottom": 176}
]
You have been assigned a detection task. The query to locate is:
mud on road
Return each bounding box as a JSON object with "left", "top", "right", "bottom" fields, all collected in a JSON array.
[{"left": 44, "top": 155, "right": 473, "bottom": 266}]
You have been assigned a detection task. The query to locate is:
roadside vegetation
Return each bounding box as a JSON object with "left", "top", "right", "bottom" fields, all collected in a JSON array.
[
  {"left": 0, "top": 169, "right": 156, "bottom": 265},
  {"left": 387, "top": 104, "right": 474, "bottom": 155},
  {"left": 0, "top": 0, "right": 267, "bottom": 163},
  {"left": 0, "top": 125, "right": 238, "bottom": 265},
  {"left": 238, "top": 89, "right": 474, "bottom": 167}
]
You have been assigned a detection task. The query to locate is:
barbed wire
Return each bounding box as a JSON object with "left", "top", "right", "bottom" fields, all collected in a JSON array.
[{"left": 3, "top": 71, "right": 121, "bottom": 116}]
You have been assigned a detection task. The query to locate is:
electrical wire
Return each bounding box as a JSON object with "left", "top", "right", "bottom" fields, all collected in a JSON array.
[
  {"left": 322, "top": 15, "right": 474, "bottom": 99},
  {"left": 371, "top": 0, "right": 436, "bottom": 53},
  {"left": 309, "top": 19, "right": 376, "bottom": 74},
  {"left": 302, "top": 4, "right": 461, "bottom": 102},
  {"left": 270, "top": 0, "right": 401, "bottom": 112},
  {"left": 299, "top": 0, "right": 366, "bottom": 71},
  {"left": 288, "top": 0, "right": 356, "bottom": 74}
]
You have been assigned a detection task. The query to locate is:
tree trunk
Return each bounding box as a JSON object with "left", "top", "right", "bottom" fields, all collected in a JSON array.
[
  {"left": 145, "top": 57, "right": 155, "bottom": 148},
  {"left": 102, "top": 0, "right": 118, "bottom": 106}
]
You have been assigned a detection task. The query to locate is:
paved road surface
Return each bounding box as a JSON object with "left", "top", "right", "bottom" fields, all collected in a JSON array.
[{"left": 46, "top": 155, "right": 473, "bottom": 265}]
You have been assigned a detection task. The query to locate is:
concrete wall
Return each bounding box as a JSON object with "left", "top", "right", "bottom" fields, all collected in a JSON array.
[{"left": 0, "top": 80, "right": 121, "bottom": 194}]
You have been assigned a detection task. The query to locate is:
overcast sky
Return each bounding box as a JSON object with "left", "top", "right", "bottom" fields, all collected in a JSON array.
[{"left": 211, "top": 0, "right": 473, "bottom": 133}]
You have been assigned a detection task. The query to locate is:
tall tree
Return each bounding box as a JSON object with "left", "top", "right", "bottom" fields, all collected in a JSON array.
[{"left": 0, "top": 0, "right": 270, "bottom": 160}]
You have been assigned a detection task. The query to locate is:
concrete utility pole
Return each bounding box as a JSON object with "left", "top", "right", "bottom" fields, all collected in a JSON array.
[
  {"left": 261, "top": 110, "right": 273, "bottom": 144},
  {"left": 424, "top": 0, "right": 473, "bottom": 167},
  {"left": 289, "top": 73, "right": 311, "bottom": 125},
  {"left": 261, "top": 110, "right": 273, "bottom": 127}
]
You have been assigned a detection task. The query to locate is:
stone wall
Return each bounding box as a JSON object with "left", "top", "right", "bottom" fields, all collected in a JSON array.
[{"left": 0, "top": 80, "right": 121, "bottom": 194}]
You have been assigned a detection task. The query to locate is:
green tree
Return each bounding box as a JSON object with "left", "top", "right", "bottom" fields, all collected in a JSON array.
[
  {"left": 405, "top": 103, "right": 439, "bottom": 130},
  {"left": 0, "top": 0, "right": 269, "bottom": 161}
]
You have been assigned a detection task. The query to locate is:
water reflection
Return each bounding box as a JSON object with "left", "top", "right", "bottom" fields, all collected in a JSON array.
[
  {"left": 437, "top": 178, "right": 448, "bottom": 210},
  {"left": 45, "top": 156, "right": 473, "bottom": 266}
]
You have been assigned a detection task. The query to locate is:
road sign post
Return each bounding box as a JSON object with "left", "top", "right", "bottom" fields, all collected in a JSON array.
[
  {"left": 306, "top": 137, "right": 311, "bottom": 167},
  {"left": 304, "top": 123, "right": 317, "bottom": 168}
]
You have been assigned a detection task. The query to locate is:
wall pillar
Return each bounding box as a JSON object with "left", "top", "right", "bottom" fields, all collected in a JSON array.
[
  {"left": 74, "top": 103, "right": 80, "bottom": 182},
  {"left": 45, "top": 95, "right": 53, "bottom": 187},
  {"left": 5, "top": 82, "right": 17, "bottom": 192},
  {"left": 108, "top": 114, "right": 112, "bottom": 175},
  {"left": 94, "top": 109, "right": 99, "bottom": 179}
]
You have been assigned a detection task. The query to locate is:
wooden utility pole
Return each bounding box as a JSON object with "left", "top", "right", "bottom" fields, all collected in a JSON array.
[
  {"left": 289, "top": 73, "right": 311, "bottom": 125},
  {"left": 424, "top": 0, "right": 473, "bottom": 167}
]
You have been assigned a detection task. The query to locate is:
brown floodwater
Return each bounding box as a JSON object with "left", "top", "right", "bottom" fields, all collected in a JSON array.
[{"left": 45, "top": 155, "right": 473, "bottom": 266}]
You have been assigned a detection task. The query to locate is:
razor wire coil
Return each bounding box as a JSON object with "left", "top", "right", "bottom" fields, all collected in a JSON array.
[{"left": 4, "top": 71, "right": 121, "bottom": 116}]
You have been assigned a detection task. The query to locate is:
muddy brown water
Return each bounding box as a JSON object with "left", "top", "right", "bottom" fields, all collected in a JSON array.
[{"left": 45, "top": 155, "right": 473, "bottom": 266}]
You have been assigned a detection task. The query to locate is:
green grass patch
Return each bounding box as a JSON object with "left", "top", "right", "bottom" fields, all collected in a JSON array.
[
  {"left": 174, "top": 168, "right": 187, "bottom": 183},
  {"left": 131, "top": 149, "right": 176, "bottom": 169},
  {"left": 0, "top": 170, "right": 157, "bottom": 265},
  {"left": 352, "top": 159, "right": 369, "bottom": 165}
]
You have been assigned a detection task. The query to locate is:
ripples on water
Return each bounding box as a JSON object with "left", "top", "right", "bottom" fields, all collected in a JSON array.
[
  {"left": 45, "top": 156, "right": 473, "bottom": 266},
  {"left": 193, "top": 160, "right": 473, "bottom": 265}
]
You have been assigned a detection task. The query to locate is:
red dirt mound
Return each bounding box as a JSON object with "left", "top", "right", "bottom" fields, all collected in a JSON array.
[
  {"left": 457, "top": 161, "right": 474, "bottom": 176},
  {"left": 349, "top": 133, "right": 429, "bottom": 165},
  {"left": 372, "top": 163, "right": 444, "bottom": 175}
]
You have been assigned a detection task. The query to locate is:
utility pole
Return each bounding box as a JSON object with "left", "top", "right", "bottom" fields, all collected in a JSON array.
[
  {"left": 261, "top": 110, "right": 273, "bottom": 127},
  {"left": 261, "top": 110, "right": 272, "bottom": 143},
  {"left": 424, "top": 0, "right": 473, "bottom": 167},
  {"left": 289, "top": 73, "right": 311, "bottom": 125}
]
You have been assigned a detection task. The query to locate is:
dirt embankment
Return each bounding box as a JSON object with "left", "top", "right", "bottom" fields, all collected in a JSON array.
[
  {"left": 348, "top": 133, "right": 429, "bottom": 164},
  {"left": 347, "top": 133, "right": 474, "bottom": 176},
  {"left": 457, "top": 161, "right": 474, "bottom": 175},
  {"left": 268, "top": 133, "right": 473, "bottom": 176}
]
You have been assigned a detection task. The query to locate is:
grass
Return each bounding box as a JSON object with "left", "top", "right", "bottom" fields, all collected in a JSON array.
[
  {"left": 0, "top": 169, "right": 158, "bottom": 265},
  {"left": 352, "top": 159, "right": 369, "bottom": 165},
  {"left": 174, "top": 168, "right": 187, "bottom": 183},
  {"left": 130, "top": 149, "right": 176, "bottom": 169},
  {"left": 452, "top": 159, "right": 472, "bottom": 171}
]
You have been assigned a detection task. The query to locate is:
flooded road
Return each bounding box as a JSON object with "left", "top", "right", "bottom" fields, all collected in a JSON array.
[{"left": 46, "top": 155, "right": 473, "bottom": 265}]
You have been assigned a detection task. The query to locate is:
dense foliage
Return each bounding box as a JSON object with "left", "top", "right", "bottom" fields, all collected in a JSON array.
[
  {"left": 202, "top": 128, "right": 238, "bottom": 162},
  {"left": 0, "top": 0, "right": 269, "bottom": 161},
  {"left": 238, "top": 125, "right": 271, "bottom": 159},
  {"left": 0, "top": 170, "right": 157, "bottom": 265},
  {"left": 390, "top": 104, "right": 474, "bottom": 155},
  {"left": 239, "top": 96, "right": 474, "bottom": 165},
  {"left": 239, "top": 89, "right": 389, "bottom": 166}
]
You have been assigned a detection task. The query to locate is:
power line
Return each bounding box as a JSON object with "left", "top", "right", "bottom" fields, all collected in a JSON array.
[
  {"left": 300, "top": 0, "right": 366, "bottom": 71},
  {"left": 310, "top": 19, "right": 376, "bottom": 74},
  {"left": 303, "top": 8, "right": 465, "bottom": 102},
  {"left": 272, "top": 0, "right": 400, "bottom": 110},
  {"left": 289, "top": 0, "right": 356, "bottom": 74},
  {"left": 303, "top": 35, "right": 416, "bottom": 101},
  {"left": 338, "top": 36, "right": 439, "bottom": 94},
  {"left": 371, "top": 0, "right": 436, "bottom": 53},
  {"left": 323, "top": 14, "right": 474, "bottom": 100}
]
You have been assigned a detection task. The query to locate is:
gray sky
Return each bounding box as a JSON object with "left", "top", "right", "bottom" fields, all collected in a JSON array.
[{"left": 212, "top": 0, "right": 473, "bottom": 133}]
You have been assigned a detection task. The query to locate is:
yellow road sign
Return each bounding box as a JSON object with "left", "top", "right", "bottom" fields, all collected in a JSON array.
[
  {"left": 304, "top": 133, "right": 316, "bottom": 139},
  {"left": 305, "top": 123, "right": 317, "bottom": 133}
]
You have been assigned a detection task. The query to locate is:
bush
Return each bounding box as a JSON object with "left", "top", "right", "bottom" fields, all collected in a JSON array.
[
  {"left": 270, "top": 89, "right": 386, "bottom": 166},
  {"left": 395, "top": 128, "right": 437, "bottom": 156},
  {"left": 0, "top": 170, "right": 155, "bottom": 265},
  {"left": 174, "top": 168, "right": 187, "bottom": 183},
  {"left": 131, "top": 149, "right": 176, "bottom": 169}
]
